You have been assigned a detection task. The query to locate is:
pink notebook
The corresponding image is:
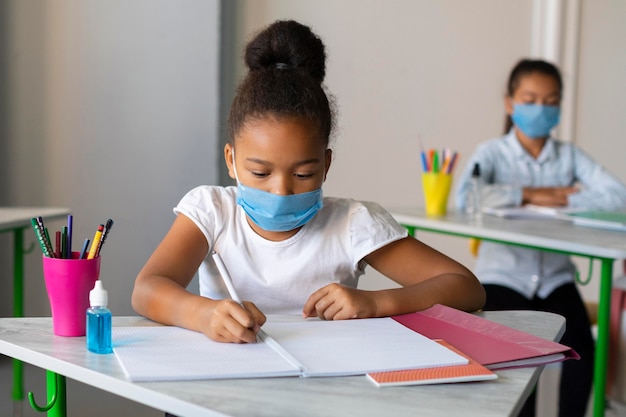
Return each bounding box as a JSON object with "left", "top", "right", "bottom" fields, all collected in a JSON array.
[
  {"left": 367, "top": 340, "right": 497, "bottom": 387},
  {"left": 392, "top": 304, "right": 579, "bottom": 369}
]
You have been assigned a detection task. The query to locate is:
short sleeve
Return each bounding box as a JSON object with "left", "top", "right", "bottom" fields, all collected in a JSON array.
[
  {"left": 349, "top": 201, "right": 408, "bottom": 264},
  {"left": 173, "top": 186, "right": 239, "bottom": 248}
]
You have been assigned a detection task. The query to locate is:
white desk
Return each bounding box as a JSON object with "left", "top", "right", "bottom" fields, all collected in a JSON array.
[
  {"left": 0, "top": 207, "right": 70, "bottom": 411},
  {"left": 0, "top": 312, "right": 564, "bottom": 417},
  {"left": 391, "top": 208, "right": 626, "bottom": 417}
]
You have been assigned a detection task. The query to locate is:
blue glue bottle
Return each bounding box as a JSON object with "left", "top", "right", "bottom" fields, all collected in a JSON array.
[{"left": 86, "top": 280, "right": 113, "bottom": 354}]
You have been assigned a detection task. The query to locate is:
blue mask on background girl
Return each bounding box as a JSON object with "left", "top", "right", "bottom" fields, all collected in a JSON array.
[
  {"left": 231, "top": 150, "right": 323, "bottom": 232},
  {"left": 511, "top": 103, "right": 560, "bottom": 139}
]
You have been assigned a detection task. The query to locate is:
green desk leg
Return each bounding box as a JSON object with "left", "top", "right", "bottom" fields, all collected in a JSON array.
[
  {"left": 48, "top": 372, "right": 66, "bottom": 417},
  {"left": 11, "top": 226, "right": 34, "bottom": 415},
  {"left": 28, "top": 371, "right": 66, "bottom": 417},
  {"left": 13, "top": 227, "right": 26, "bottom": 408},
  {"left": 593, "top": 258, "right": 612, "bottom": 417}
]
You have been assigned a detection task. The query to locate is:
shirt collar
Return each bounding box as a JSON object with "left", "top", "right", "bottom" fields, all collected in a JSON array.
[{"left": 504, "top": 129, "right": 556, "bottom": 163}]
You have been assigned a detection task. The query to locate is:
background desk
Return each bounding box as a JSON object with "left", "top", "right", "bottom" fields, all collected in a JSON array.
[
  {"left": 391, "top": 208, "right": 626, "bottom": 417},
  {"left": 0, "top": 207, "right": 70, "bottom": 318},
  {"left": 0, "top": 207, "right": 70, "bottom": 410},
  {"left": 0, "top": 312, "right": 564, "bottom": 417}
]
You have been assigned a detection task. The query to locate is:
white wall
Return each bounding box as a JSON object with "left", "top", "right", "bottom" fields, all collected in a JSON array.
[{"left": 1, "top": 0, "right": 220, "bottom": 316}]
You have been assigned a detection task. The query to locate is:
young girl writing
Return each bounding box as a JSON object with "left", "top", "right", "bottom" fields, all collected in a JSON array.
[
  {"left": 132, "top": 19, "right": 485, "bottom": 345},
  {"left": 455, "top": 59, "right": 626, "bottom": 417}
]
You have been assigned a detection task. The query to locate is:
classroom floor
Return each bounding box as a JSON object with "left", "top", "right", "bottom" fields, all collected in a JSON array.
[
  {"left": 0, "top": 355, "right": 161, "bottom": 417},
  {"left": 536, "top": 362, "right": 626, "bottom": 417}
]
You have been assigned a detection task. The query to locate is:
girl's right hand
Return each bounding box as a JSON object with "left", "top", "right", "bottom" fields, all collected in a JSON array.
[
  {"left": 200, "top": 299, "right": 266, "bottom": 343},
  {"left": 522, "top": 186, "right": 578, "bottom": 206}
]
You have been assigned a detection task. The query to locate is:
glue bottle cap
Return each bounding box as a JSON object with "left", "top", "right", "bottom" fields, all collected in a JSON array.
[
  {"left": 471, "top": 163, "right": 481, "bottom": 178},
  {"left": 89, "top": 280, "right": 108, "bottom": 307}
]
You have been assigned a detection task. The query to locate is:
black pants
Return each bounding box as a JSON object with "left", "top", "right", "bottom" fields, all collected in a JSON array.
[{"left": 483, "top": 283, "right": 595, "bottom": 417}]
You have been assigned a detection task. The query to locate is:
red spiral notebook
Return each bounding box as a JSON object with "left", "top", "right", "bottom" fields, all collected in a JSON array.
[
  {"left": 392, "top": 304, "right": 579, "bottom": 370},
  {"left": 367, "top": 340, "right": 497, "bottom": 387}
]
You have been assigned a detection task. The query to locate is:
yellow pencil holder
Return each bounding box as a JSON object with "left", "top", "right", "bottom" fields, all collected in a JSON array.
[{"left": 422, "top": 173, "right": 453, "bottom": 217}]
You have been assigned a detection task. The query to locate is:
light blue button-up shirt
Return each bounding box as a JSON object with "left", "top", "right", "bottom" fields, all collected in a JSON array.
[{"left": 455, "top": 130, "right": 626, "bottom": 299}]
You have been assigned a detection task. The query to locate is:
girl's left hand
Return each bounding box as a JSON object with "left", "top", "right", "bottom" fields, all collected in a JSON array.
[{"left": 302, "top": 283, "right": 377, "bottom": 320}]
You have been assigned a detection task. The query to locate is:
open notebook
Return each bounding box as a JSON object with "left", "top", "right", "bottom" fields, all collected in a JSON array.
[{"left": 112, "top": 317, "right": 468, "bottom": 382}]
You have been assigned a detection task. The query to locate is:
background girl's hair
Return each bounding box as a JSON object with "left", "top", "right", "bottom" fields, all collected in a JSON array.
[
  {"left": 503, "top": 58, "right": 563, "bottom": 133},
  {"left": 228, "top": 20, "right": 335, "bottom": 145}
]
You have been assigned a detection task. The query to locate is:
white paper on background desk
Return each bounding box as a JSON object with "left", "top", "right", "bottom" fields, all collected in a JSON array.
[
  {"left": 482, "top": 204, "right": 583, "bottom": 219},
  {"left": 113, "top": 318, "right": 468, "bottom": 382},
  {"left": 565, "top": 211, "right": 626, "bottom": 232}
]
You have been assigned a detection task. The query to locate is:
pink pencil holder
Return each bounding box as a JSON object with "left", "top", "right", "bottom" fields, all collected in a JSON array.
[{"left": 42, "top": 253, "right": 101, "bottom": 336}]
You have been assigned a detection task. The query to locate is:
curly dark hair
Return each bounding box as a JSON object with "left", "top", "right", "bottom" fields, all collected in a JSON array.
[{"left": 228, "top": 20, "right": 335, "bottom": 146}]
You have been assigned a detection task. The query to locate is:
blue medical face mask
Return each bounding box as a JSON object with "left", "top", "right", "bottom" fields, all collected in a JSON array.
[
  {"left": 231, "top": 150, "right": 323, "bottom": 232},
  {"left": 511, "top": 103, "right": 560, "bottom": 139}
]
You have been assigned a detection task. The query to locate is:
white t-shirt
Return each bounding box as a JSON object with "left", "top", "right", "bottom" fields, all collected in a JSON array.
[{"left": 174, "top": 186, "right": 408, "bottom": 314}]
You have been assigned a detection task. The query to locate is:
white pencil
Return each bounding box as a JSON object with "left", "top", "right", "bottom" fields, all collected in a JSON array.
[{"left": 210, "top": 251, "right": 306, "bottom": 373}]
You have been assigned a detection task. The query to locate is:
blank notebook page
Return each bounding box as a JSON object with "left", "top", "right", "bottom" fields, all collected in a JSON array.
[
  {"left": 113, "top": 326, "right": 300, "bottom": 381},
  {"left": 262, "top": 318, "right": 468, "bottom": 377}
]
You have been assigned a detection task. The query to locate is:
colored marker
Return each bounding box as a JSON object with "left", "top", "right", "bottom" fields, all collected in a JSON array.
[
  {"left": 446, "top": 152, "right": 459, "bottom": 174},
  {"left": 66, "top": 215, "right": 73, "bottom": 259},
  {"left": 61, "top": 227, "right": 68, "bottom": 259},
  {"left": 87, "top": 225, "right": 104, "bottom": 259},
  {"left": 420, "top": 151, "right": 429, "bottom": 172},
  {"left": 432, "top": 151, "right": 439, "bottom": 174},
  {"left": 79, "top": 239, "right": 91, "bottom": 259},
  {"left": 55, "top": 231, "right": 62, "bottom": 258},
  {"left": 30, "top": 218, "right": 53, "bottom": 258},
  {"left": 94, "top": 219, "right": 114, "bottom": 258},
  {"left": 427, "top": 149, "right": 435, "bottom": 171},
  {"left": 418, "top": 134, "right": 428, "bottom": 172},
  {"left": 36, "top": 217, "right": 55, "bottom": 256},
  {"left": 44, "top": 228, "right": 52, "bottom": 255}
]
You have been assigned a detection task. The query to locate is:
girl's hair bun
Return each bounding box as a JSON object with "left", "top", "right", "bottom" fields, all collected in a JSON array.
[
  {"left": 229, "top": 20, "right": 335, "bottom": 144},
  {"left": 244, "top": 20, "right": 326, "bottom": 83}
]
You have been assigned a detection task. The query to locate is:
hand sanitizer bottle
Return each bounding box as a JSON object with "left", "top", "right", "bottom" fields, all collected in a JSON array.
[
  {"left": 466, "top": 163, "right": 482, "bottom": 220},
  {"left": 87, "top": 280, "right": 113, "bottom": 354}
]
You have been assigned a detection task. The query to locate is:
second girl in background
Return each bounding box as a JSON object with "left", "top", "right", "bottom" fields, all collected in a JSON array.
[{"left": 456, "top": 58, "right": 626, "bottom": 417}]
